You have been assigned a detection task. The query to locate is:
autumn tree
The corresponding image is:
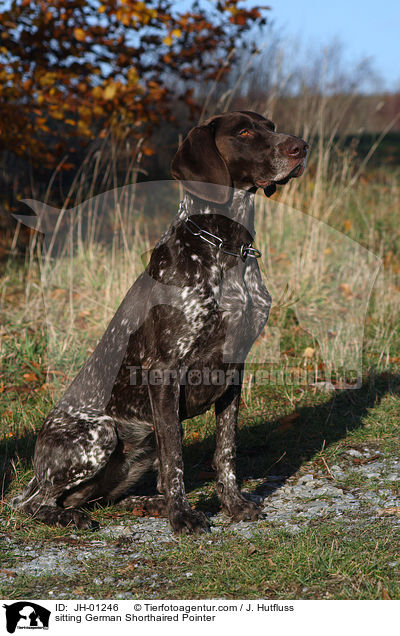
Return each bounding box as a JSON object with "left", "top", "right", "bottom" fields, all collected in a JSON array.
[{"left": 0, "top": 0, "right": 269, "bottom": 168}]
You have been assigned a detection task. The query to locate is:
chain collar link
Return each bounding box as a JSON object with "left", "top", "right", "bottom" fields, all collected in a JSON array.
[{"left": 183, "top": 216, "right": 262, "bottom": 263}]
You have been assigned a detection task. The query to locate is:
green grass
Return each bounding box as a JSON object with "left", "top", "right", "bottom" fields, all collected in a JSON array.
[
  {"left": 1, "top": 303, "right": 400, "bottom": 599},
  {"left": 1, "top": 163, "right": 400, "bottom": 600},
  {"left": 1, "top": 518, "right": 398, "bottom": 600},
  {"left": 155, "top": 523, "right": 399, "bottom": 599}
]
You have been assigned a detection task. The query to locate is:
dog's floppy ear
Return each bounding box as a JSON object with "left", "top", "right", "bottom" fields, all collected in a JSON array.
[{"left": 171, "top": 118, "right": 232, "bottom": 204}]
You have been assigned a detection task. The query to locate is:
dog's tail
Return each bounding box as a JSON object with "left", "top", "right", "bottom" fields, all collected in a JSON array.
[{"left": 9, "top": 476, "right": 40, "bottom": 509}]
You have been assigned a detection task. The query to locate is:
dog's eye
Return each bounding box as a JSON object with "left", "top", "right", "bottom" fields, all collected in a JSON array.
[{"left": 238, "top": 129, "right": 251, "bottom": 137}]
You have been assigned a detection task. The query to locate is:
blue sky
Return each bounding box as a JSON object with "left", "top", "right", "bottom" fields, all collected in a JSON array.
[{"left": 253, "top": 0, "right": 400, "bottom": 90}]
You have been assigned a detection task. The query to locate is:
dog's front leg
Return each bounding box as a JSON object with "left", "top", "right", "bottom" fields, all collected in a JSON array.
[
  {"left": 148, "top": 373, "right": 209, "bottom": 534},
  {"left": 213, "top": 380, "right": 263, "bottom": 522}
]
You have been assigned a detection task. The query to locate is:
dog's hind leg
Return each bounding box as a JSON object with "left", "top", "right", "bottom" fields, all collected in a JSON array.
[
  {"left": 10, "top": 406, "right": 118, "bottom": 529},
  {"left": 103, "top": 431, "right": 168, "bottom": 517},
  {"left": 16, "top": 491, "right": 98, "bottom": 529},
  {"left": 10, "top": 474, "right": 98, "bottom": 529}
]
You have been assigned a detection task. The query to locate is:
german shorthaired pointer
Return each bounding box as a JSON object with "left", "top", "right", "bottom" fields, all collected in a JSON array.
[{"left": 12, "top": 111, "right": 308, "bottom": 533}]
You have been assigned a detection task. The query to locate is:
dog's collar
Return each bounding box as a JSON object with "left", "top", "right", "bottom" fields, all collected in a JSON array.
[{"left": 182, "top": 216, "right": 262, "bottom": 262}]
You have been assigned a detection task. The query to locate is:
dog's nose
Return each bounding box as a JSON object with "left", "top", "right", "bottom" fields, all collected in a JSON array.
[{"left": 279, "top": 137, "right": 309, "bottom": 158}]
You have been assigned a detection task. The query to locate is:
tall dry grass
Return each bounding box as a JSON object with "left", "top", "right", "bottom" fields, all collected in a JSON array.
[{"left": 3, "top": 51, "right": 400, "bottom": 398}]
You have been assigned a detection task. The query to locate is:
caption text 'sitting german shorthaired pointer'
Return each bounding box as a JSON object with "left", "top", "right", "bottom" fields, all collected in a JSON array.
[{"left": 12, "top": 111, "right": 308, "bottom": 533}]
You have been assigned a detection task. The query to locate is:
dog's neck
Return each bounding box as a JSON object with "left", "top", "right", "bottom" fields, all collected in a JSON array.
[{"left": 178, "top": 189, "right": 256, "bottom": 237}]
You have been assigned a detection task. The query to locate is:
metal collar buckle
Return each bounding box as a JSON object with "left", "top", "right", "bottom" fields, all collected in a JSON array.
[
  {"left": 184, "top": 217, "right": 262, "bottom": 262},
  {"left": 240, "top": 244, "right": 262, "bottom": 262}
]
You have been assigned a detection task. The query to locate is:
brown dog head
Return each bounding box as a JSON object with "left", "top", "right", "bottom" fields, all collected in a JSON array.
[{"left": 171, "top": 111, "right": 309, "bottom": 204}]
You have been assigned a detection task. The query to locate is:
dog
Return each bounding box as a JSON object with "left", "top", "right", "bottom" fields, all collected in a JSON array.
[{"left": 11, "top": 111, "right": 308, "bottom": 533}]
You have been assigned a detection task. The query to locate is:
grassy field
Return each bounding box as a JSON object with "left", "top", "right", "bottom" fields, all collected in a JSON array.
[{"left": 1, "top": 118, "right": 400, "bottom": 599}]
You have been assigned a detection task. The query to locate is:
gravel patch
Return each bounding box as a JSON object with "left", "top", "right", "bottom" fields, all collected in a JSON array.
[{"left": 1, "top": 445, "right": 399, "bottom": 595}]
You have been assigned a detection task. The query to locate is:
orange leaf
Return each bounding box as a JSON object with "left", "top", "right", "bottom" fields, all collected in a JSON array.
[
  {"left": 0, "top": 569, "right": 16, "bottom": 577},
  {"left": 339, "top": 283, "right": 352, "bottom": 297},
  {"left": 103, "top": 84, "right": 117, "bottom": 100},
  {"left": 26, "top": 360, "right": 41, "bottom": 369},
  {"left": 23, "top": 372, "right": 38, "bottom": 382},
  {"left": 50, "top": 288, "right": 67, "bottom": 299},
  {"left": 73, "top": 28, "right": 86, "bottom": 42},
  {"left": 382, "top": 587, "right": 391, "bottom": 600},
  {"left": 142, "top": 146, "right": 155, "bottom": 156},
  {"left": 36, "top": 383, "right": 54, "bottom": 392}
]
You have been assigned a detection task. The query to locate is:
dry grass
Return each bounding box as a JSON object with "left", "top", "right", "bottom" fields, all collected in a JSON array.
[{"left": 3, "top": 74, "right": 400, "bottom": 401}]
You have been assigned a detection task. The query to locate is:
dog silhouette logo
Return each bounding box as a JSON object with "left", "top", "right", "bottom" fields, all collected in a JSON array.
[{"left": 3, "top": 602, "right": 50, "bottom": 633}]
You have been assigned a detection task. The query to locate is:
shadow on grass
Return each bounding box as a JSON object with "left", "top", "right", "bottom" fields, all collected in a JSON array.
[
  {"left": 0, "top": 432, "right": 37, "bottom": 497},
  {"left": 1, "top": 371, "right": 399, "bottom": 514},
  {"left": 183, "top": 371, "right": 400, "bottom": 513}
]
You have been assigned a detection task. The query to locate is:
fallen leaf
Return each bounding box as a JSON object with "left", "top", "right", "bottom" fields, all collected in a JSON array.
[
  {"left": 50, "top": 288, "right": 67, "bottom": 299},
  {"left": 339, "top": 283, "right": 352, "bottom": 297},
  {"left": 142, "top": 146, "right": 156, "bottom": 156},
  {"left": 52, "top": 536, "right": 83, "bottom": 545},
  {"left": 103, "top": 84, "right": 117, "bottom": 100},
  {"left": 23, "top": 372, "right": 38, "bottom": 382},
  {"left": 118, "top": 561, "right": 138, "bottom": 574},
  {"left": 377, "top": 507, "right": 400, "bottom": 517},
  {"left": 282, "top": 347, "right": 295, "bottom": 356},
  {"left": 35, "top": 383, "right": 54, "bottom": 392},
  {"left": 351, "top": 454, "right": 381, "bottom": 465},
  {"left": 5, "top": 385, "right": 32, "bottom": 393},
  {"left": 130, "top": 506, "right": 146, "bottom": 517},
  {"left": 73, "top": 28, "right": 86, "bottom": 42},
  {"left": 25, "top": 360, "right": 41, "bottom": 369},
  {"left": 47, "top": 370, "right": 67, "bottom": 377}
]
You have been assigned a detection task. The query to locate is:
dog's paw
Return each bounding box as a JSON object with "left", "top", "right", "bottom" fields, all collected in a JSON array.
[
  {"left": 169, "top": 507, "right": 210, "bottom": 534},
  {"left": 58, "top": 509, "right": 99, "bottom": 531},
  {"left": 225, "top": 498, "right": 263, "bottom": 522}
]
